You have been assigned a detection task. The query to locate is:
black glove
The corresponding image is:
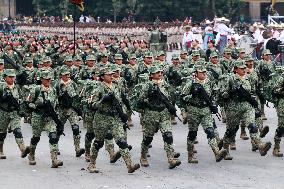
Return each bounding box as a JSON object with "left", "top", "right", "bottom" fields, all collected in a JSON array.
[
  {"left": 255, "top": 108, "right": 262, "bottom": 118},
  {"left": 211, "top": 105, "right": 218, "bottom": 114},
  {"left": 168, "top": 104, "right": 177, "bottom": 116},
  {"left": 120, "top": 112, "right": 128, "bottom": 123},
  {"left": 101, "top": 93, "right": 114, "bottom": 103}
]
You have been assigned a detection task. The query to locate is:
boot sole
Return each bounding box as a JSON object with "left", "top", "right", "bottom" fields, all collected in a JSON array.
[
  {"left": 174, "top": 153, "right": 180, "bottom": 158},
  {"left": 29, "top": 161, "right": 36, "bottom": 165},
  {"left": 110, "top": 152, "right": 121, "bottom": 163},
  {"left": 0, "top": 156, "right": 6, "bottom": 159},
  {"left": 240, "top": 137, "right": 249, "bottom": 140},
  {"left": 260, "top": 142, "right": 272, "bottom": 156}
]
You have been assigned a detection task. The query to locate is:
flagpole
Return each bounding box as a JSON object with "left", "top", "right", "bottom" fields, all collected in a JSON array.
[{"left": 73, "top": 4, "right": 76, "bottom": 57}]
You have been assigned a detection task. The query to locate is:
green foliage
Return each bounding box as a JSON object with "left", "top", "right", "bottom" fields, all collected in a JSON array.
[{"left": 30, "top": 0, "right": 244, "bottom": 22}]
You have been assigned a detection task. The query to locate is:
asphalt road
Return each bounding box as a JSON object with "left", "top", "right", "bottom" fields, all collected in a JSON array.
[{"left": 0, "top": 104, "right": 283, "bottom": 189}]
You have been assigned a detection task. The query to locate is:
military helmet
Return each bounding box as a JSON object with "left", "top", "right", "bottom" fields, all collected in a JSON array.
[
  {"left": 194, "top": 65, "right": 207, "bottom": 72},
  {"left": 42, "top": 56, "right": 52, "bottom": 63},
  {"left": 4, "top": 69, "right": 16, "bottom": 77},
  {"left": 171, "top": 54, "right": 180, "bottom": 60},
  {"left": 244, "top": 55, "right": 254, "bottom": 62},
  {"left": 210, "top": 52, "right": 218, "bottom": 58},
  {"left": 144, "top": 51, "right": 153, "bottom": 58},
  {"left": 149, "top": 65, "right": 163, "bottom": 74},
  {"left": 99, "top": 65, "right": 115, "bottom": 76},
  {"left": 41, "top": 71, "right": 53, "bottom": 79},
  {"left": 192, "top": 50, "right": 200, "bottom": 57},
  {"left": 234, "top": 60, "right": 246, "bottom": 69},
  {"left": 157, "top": 51, "right": 166, "bottom": 57},
  {"left": 60, "top": 65, "right": 71, "bottom": 75},
  {"left": 86, "top": 55, "right": 96, "bottom": 61},
  {"left": 114, "top": 54, "right": 123, "bottom": 60},
  {"left": 64, "top": 55, "right": 73, "bottom": 62},
  {"left": 262, "top": 49, "right": 272, "bottom": 55}
]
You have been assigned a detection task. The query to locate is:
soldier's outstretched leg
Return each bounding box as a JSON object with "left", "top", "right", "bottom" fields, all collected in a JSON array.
[
  {"left": 223, "top": 127, "right": 237, "bottom": 160},
  {"left": 84, "top": 132, "right": 95, "bottom": 162},
  {"left": 117, "top": 138, "right": 140, "bottom": 173},
  {"left": 72, "top": 124, "right": 85, "bottom": 157},
  {"left": 13, "top": 128, "right": 30, "bottom": 158},
  {"left": 49, "top": 132, "right": 63, "bottom": 168},
  {"left": 205, "top": 128, "right": 227, "bottom": 162},
  {"left": 273, "top": 127, "right": 284, "bottom": 157},
  {"left": 28, "top": 136, "right": 40, "bottom": 165},
  {"left": 213, "top": 119, "right": 223, "bottom": 150},
  {"left": 140, "top": 135, "right": 153, "bottom": 167},
  {"left": 88, "top": 140, "right": 103, "bottom": 173},
  {"left": 163, "top": 131, "right": 181, "bottom": 169},
  {"left": 240, "top": 121, "right": 249, "bottom": 140},
  {"left": 0, "top": 132, "right": 7, "bottom": 159},
  {"left": 248, "top": 123, "right": 271, "bottom": 156},
  {"left": 187, "top": 131, "right": 198, "bottom": 163}
]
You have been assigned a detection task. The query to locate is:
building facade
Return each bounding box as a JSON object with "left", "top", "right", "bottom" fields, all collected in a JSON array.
[
  {"left": 242, "top": 0, "right": 284, "bottom": 21},
  {"left": 0, "top": 0, "right": 16, "bottom": 18}
]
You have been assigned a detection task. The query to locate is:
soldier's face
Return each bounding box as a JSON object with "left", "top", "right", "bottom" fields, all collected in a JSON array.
[
  {"left": 151, "top": 71, "right": 163, "bottom": 80},
  {"left": 239, "top": 52, "right": 245, "bottom": 59},
  {"left": 65, "top": 61, "right": 73, "bottom": 67},
  {"left": 0, "top": 64, "right": 4, "bottom": 71},
  {"left": 144, "top": 57, "right": 153, "bottom": 64},
  {"left": 224, "top": 53, "right": 231, "bottom": 59},
  {"left": 115, "top": 59, "right": 123, "bottom": 65},
  {"left": 180, "top": 54, "right": 187, "bottom": 59},
  {"left": 129, "top": 58, "right": 136, "bottom": 65},
  {"left": 87, "top": 61, "right": 94, "bottom": 67},
  {"left": 196, "top": 71, "right": 207, "bottom": 80},
  {"left": 41, "top": 78, "right": 51, "bottom": 88},
  {"left": 263, "top": 54, "right": 270, "bottom": 61},
  {"left": 158, "top": 55, "right": 166, "bottom": 61},
  {"left": 172, "top": 59, "right": 179, "bottom": 65},
  {"left": 236, "top": 68, "right": 246, "bottom": 76},
  {"left": 5, "top": 76, "right": 15, "bottom": 85},
  {"left": 192, "top": 55, "right": 199, "bottom": 61},
  {"left": 210, "top": 57, "right": 218, "bottom": 64},
  {"left": 61, "top": 74, "right": 70, "bottom": 82},
  {"left": 102, "top": 74, "right": 113, "bottom": 83},
  {"left": 43, "top": 62, "right": 51, "bottom": 67},
  {"left": 26, "top": 62, "right": 33, "bottom": 68},
  {"left": 113, "top": 71, "right": 120, "bottom": 78},
  {"left": 101, "top": 57, "right": 108, "bottom": 63},
  {"left": 74, "top": 61, "right": 81, "bottom": 67}
]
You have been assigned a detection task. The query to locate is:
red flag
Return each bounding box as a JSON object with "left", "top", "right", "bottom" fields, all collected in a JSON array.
[{"left": 69, "top": 0, "right": 84, "bottom": 12}]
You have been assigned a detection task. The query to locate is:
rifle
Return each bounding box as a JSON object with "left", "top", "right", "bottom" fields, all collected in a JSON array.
[
  {"left": 191, "top": 83, "right": 221, "bottom": 120},
  {"left": 2, "top": 53, "right": 21, "bottom": 70},
  {"left": 255, "top": 85, "right": 266, "bottom": 104},
  {"left": 259, "top": 65, "right": 272, "bottom": 81},
  {"left": 107, "top": 92, "right": 130, "bottom": 130},
  {"left": 207, "top": 67, "right": 219, "bottom": 80},
  {"left": 152, "top": 84, "right": 182, "bottom": 122},
  {"left": 233, "top": 84, "right": 261, "bottom": 118},
  {"left": 0, "top": 89, "right": 19, "bottom": 112},
  {"left": 168, "top": 67, "right": 182, "bottom": 86},
  {"left": 41, "top": 91, "right": 65, "bottom": 136}
]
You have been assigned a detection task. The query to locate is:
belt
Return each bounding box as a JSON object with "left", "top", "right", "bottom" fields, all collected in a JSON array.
[{"left": 97, "top": 110, "right": 118, "bottom": 117}]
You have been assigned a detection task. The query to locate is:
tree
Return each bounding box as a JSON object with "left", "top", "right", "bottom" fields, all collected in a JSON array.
[{"left": 112, "top": 0, "right": 123, "bottom": 23}]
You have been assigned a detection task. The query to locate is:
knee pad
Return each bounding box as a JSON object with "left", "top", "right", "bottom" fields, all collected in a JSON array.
[
  {"left": 187, "top": 131, "right": 197, "bottom": 141},
  {"left": 162, "top": 131, "right": 173, "bottom": 145},
  {"left": 116, "top": 138, "right": 128, "bottom": 149},
  {"left": 205, "top": 127, "right": 215, "bottom": 139},
  {"left": 142, "top": 136, "right": 153, "bottom": 146},
  {"left": 85, "top": 132, "right": 95, "bottom": 141},
  {"left": 93, "top": 140, "right": 104, "bottom": 151},
  {"left": 31, "top": 136, "right": 40, "bottom": 146},
  {"left": 0, "top": 132, "right": 7, "bottom": 141},
  {"left": 13, "top": 128, "right": 23, "bottom": 138},
  {"left": 248, "top": 123, "right": 258, "bottom": 134},
  {"left": 276, "top": 127, "right": 284, "bottom": 138},
  {"left": 71, "top": 124, "right": 80, "bottom": 136},
  {"left": 49, "top": 132, "right": 59, "bottom": 145},
  {"left": 105, "top": 131, "right": 113, "bottom": 140}
]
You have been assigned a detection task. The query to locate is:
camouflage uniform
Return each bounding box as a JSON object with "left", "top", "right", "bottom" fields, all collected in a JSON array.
[
  {"left": 181, "top": 65, "right": 227, "bottom": 163},
  {"left": 0, "top": 69, "right": 30, "bottom": 159},
  {"left": 132, "top": 65, "right": 181, "bottom": 169},
  {"left": 26, "top": 71, "right": 63, "bottom": 168},
  {"left": 220, "top": 61, "right": 272, "bottom": 159},
  {"left": 87, "top": 66, "right": 140, "bottom": 173},
  {"left": 56, "top": 66, "right": 85, "bottom": 157}
]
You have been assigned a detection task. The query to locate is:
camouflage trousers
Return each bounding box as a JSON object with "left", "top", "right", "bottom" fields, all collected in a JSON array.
[
  {"left": 224, "top": 101, "right": 262, "bottom": 148},
  {"left": 84, "top": 111, "right": 116, "bottom": 154},
  {"left": 140, "top": 109, "right": 175, "bottom": 156},
  {"left": 275, "top": 100, "right": 284, "bottom": 145},
  {"left": 186, "top": 105, "right": 219, "bottom": 152},
  {"left": 90, "top": 112, "right": 132, "bottom": 162},
  {"left": 30, "top": 113, "right": 58, "bottom": 151},
  {"left": 0, "top": 110, "right": 26, "bottom": 150}
]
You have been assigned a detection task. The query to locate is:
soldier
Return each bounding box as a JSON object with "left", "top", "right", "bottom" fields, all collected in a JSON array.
[
  {"left": 149, "top": 27, "right": 161, "bottom": 55},
  {"left": 35, "top": 56, "right": 57, "bottom": 84},
  {"left": 0, "top": 59, "right": 4, "bottom": 81},
  {"left": 56, "top": 66, "right": 85, "bottom": 157},
  {"left": 0, "top": 69, "right": 30, "bottom": 159},
  {"left": 87, "top": 65, "right": 140, "bottom": 173},
  {"left": 181, "top": 65, "right": 227, "bottom": 163},
  {"left": 79, "top": 55, "right": 97, "bottom": 80},
  {"left": 220, "top": 48, "right": 233, "bottom": 74},
  {"left": 137, "top": 51, "right": 153, "bottom": 75},
  {"left": 26, "top": 71, "right": 63, "bottom": 168},
  {"left": 220, "top": 61, "right": 272, "bottom": 160},
  {"left": 132, "top": 65, "right": 181, "bottom": 169},
  {"left": 270, "top": 67, "right": 284, "bottom": 157}
]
